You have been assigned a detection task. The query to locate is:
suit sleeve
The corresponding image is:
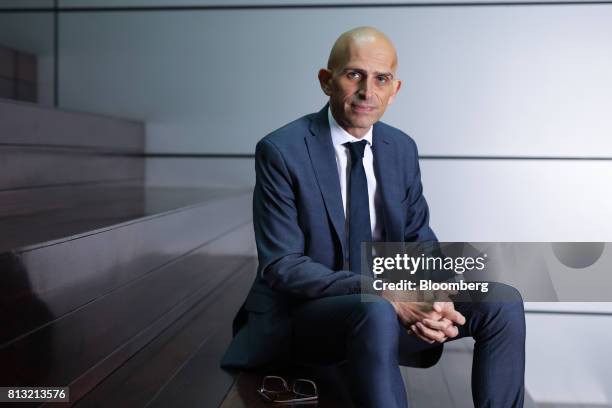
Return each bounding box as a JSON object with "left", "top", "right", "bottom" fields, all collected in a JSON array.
[
  {"left": 253, "top": 139, "right": 373, "bottom": 299},
  {"left": 403, "top": 138, "right": 438, "bottom": 243}
]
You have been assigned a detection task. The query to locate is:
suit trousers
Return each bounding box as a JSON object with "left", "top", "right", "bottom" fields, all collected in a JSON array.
[{"left": 290, "top": 282, "right": 526, "bottom": 408}]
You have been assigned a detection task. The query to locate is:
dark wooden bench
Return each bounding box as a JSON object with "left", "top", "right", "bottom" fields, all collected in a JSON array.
[{"left": 0, "top": 99, "right": 256, "bottom": 407}]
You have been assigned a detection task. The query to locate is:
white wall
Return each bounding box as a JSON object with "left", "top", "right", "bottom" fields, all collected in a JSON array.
[
  {"left": 54, "top": 1, "right": 612, "bottom": 404},
  {"left": 526, "top": 313, "right": 612, "bottom": 405},
  {"left": 58, "top": 5, "right": 612, "bottom": 157}
]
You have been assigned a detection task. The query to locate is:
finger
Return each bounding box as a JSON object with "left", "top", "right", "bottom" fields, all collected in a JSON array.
[
  {"left": 418, "top": 303, "right": 442, "bottom": 319},
  {"left": 442, "top": 322, "right": 459, "bottom": 338},
  {"left": 410, "top": 324, "right": 435, "bottom": 344},
  {"left": 423, "top": 318, "right": 458, "bottom": 339},
  {"left": 411, "top": 303, "right": 441, "bottom": 321},
  {"left": 448, "top": 310, "right": 466, "bottom": 326},
  {"left": 433, "top": 302, "right": 466, "bottom": 326},
  {"left": 421, "top": 318, "right": 452, "bottom": 331},
  {"left": 433, "top": 301, "right": 453, "bottom": 314},
  {"left": 433, "top": 301, "right": 452, "bottom": 313},
  {"left": 418, "top": 310, "right": 443, "bottom": 322},
  {"left": 416, "top": 322, "right": 447, "bottom": 343}
]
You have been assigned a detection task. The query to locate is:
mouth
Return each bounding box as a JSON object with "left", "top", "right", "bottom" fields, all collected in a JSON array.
[{"left": 350, "top": 103, "right": 376, "bottom": 113}]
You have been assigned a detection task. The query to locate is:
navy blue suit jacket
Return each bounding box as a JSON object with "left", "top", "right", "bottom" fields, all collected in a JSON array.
[{"left": 221, "top": 105, "right": 442, "bottom": 369}]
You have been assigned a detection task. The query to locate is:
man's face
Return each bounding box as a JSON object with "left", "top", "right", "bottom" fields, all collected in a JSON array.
[{"left": 320, "top": 38, "right": 401, "bottom": 137}]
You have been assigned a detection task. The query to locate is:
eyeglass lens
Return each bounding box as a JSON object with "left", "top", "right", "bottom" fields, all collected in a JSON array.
[
  {"left": 293, "top": 379, "right": 317, "bottom": 397},
  {"left": 262, "top": 376, "right": 289, "bottom": 393}
]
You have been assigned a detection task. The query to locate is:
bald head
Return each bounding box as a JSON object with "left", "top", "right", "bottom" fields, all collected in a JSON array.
[
  {"left": 327, "top": 26, "right": 398, "bottom": 74},
  {"left": 318, "top": 26, "right": 402, "bottom": 138}
]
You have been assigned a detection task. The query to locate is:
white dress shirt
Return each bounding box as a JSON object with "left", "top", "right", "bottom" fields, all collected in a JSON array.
[{"left": 328, "top": 108, "right": 384, "bottom": 243}]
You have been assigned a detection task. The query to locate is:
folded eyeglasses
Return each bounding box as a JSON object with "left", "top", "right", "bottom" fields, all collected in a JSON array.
[{"left": 257, "top": 375, "right": 318, "bottom": 404}]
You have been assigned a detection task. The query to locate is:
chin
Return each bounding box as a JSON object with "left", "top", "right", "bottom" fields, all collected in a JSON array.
[{"left": 348, "top": 117, "right": 376, "bottom": 129}]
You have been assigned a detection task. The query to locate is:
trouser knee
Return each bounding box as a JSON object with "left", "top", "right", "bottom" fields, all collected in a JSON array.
[
  {"left": 475, "top": 283, "right": 526, "bottom": 338},
  {"left": 349, "top": 298, "right": 400, "bottom": 354}
]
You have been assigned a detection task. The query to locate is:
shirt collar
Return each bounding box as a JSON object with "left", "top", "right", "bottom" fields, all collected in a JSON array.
[{"left": 328, "top": 107, "right": 373, "bottom": 147}]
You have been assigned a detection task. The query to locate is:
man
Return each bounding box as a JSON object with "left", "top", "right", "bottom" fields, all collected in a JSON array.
[{"left": 222, "top": 27, "right": 526, "bottom": 408}]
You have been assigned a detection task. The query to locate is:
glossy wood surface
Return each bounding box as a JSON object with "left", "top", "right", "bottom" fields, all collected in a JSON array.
[
  {"left": 1, "top": 189, "right": 251, "bottom": 346},
  {"left": 1, "top": 230, "right": 252, "bottom": 386},
  {"left": 0, "top": 183, "right": 144, "bottom": 248},
  {"left": 0, "top": 186, "right": 244, "bottom": 250},
  {"left": 0, "top": 99, "right": 144, "bottom": 151},
  {"left": 0, "top": 78, "right": 13, "bottom": 99},
  {"left": 0, "top": 147, "right": 144, "bottom": 190},
  {"left": 0, "top": 45, "right": 14, "bottom": 78},
  {"left": 0, "top": 45, "right": 35, "bottom": 81},
  {"left": 15, "top": 52, "right": 36, "bottom": 82},
  {"left": 0, "top": 181, "right": 140, "bottom": 218},
  {"left": 72, "top": 257, "right": 256, "bottom": 407},
  {"left": 1, "top": 190, "right": 254, "bottom": 406},
  {"left": 15, "top": 79, "right": 36, "bottom": 103}
]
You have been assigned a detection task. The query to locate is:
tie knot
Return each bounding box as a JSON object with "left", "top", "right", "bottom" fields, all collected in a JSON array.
[{"left": 345, "top": 140, "right": 368, "bottom": 161}]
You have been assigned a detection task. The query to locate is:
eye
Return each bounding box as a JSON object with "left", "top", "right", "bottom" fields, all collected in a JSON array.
[
  {"left": 346, "top": 71, "right": 361, "bottom": 80},
  {"left": 377, "top": 75, "right": 389, "bottom": 84}
]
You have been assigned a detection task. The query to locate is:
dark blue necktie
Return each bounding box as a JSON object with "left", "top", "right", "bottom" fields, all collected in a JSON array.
[{"left": 345, "top": 140, "right": 372, "bottom": 275}]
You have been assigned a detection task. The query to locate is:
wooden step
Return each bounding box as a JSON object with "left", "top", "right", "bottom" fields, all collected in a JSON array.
[
  {"left": 0, "top": 99, "right": 143, "bottom": 152},
  {"left": 0, "top": 99, "right": 144, "bottom": 191},
  {"left": 74, "top": 257, "right": 257, "bottom": 408},
  {"left": 1, "top": 189, "right": 253, "bottom": 403}
]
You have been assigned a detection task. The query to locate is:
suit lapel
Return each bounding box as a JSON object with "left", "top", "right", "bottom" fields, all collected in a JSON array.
[
  {"left": 372, "top": 124, "right": 403, "bottom": 242},
  {"left": 304, "top": 108, "right": 405, "bottom": 255},
  {"left": 305, "top": 106, "right": 347, "bottom": 258}
]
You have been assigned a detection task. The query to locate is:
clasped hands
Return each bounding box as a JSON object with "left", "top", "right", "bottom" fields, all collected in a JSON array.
[{"left": 382, "top": 290, "right": 466, "bottom": 344}]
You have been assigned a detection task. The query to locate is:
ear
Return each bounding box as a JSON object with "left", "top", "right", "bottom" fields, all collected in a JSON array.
[
  {"left": 387, "top": 79, "right": 402, "bottom": 105},
  {"left": 318, "top": 68, "right": 333, "bottom": 96}
]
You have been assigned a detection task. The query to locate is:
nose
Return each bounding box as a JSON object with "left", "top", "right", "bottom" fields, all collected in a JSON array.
[{"left": 357, "top": 77, "right": 374, "bottom": 100}]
